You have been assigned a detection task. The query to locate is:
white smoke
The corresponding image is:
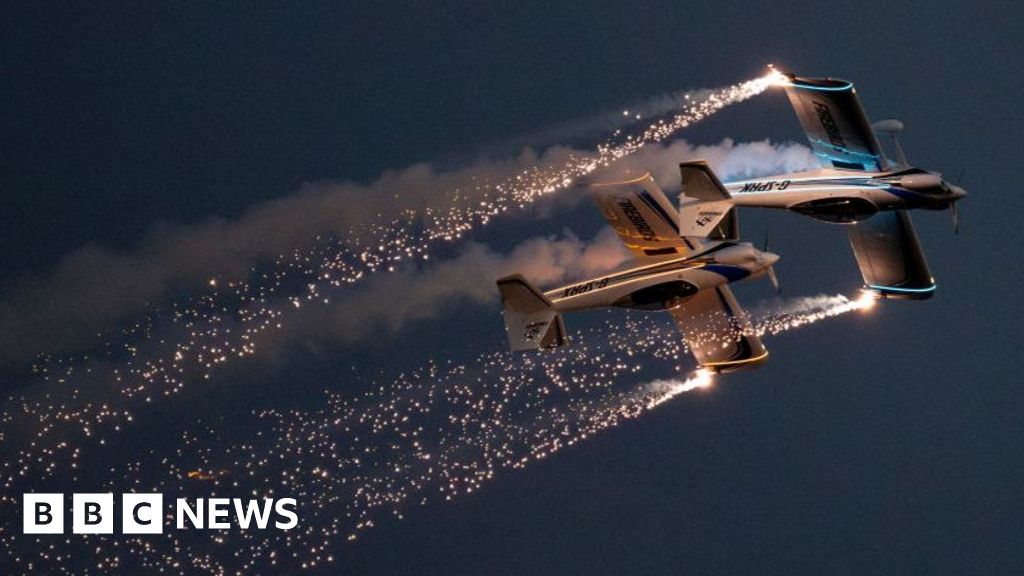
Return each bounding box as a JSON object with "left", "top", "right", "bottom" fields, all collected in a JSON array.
[
  {"left": 0, "top": 138, "right": 814, "bottom": 363},
  {"left": 276, "top": 228, "right": 630, "bottom": 347}
]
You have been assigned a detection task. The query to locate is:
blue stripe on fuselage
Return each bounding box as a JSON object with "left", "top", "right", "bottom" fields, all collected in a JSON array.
[
  {"left": 879, "top": 186, "right": 923, "bottom": 202},
  {"left": 703, "top": 264, "right": 750, "bottom": 282}
]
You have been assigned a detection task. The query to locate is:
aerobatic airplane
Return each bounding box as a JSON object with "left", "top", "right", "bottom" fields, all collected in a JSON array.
[
  {"left": 678, "top": 72, "right": 966, "bottom": 299},
  {"left": 496, "top": 173, "right": 778, "bottom": 372}
]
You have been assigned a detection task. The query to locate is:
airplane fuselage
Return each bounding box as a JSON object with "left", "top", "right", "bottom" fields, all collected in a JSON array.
[
  {"left": 544, "top": 242, "right": 776, "bottom": 313},
  {"left": 725, "top": 166, "right": 966, "bottom": 224}
]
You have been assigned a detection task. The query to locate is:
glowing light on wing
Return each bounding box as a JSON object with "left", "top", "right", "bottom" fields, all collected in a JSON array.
[
  {"left": 854, "top": 290, "right": 880, "bottom": 311},
  {"left": 644, "top": 368, "right": 716, "bottom": 409},
  {"left": 753, "top": 291, "right": 880, "bottom": 335},
  {"left": 763, "top": 65, "right": 790, "bottom": 87}
]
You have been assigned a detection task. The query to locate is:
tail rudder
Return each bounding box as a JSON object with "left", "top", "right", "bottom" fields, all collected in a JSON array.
[
  {"left": 678, "top": 161, "right": 737, "bottom": 240},
  {"left": 496, "top": 274, "right": 567, "bottom": 351}
]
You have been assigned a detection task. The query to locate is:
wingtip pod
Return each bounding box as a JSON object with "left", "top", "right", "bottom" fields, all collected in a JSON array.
[{"left": 496, "top": 274, "right": 568, "bottom": 352}]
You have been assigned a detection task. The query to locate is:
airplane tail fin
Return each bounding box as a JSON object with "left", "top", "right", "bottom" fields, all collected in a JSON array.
[
  {"left": 496, "top": 274, "right": 568, "bottom": 352},
  {"left": 678, "top": 161, "right": 737, "bottom": 240}
]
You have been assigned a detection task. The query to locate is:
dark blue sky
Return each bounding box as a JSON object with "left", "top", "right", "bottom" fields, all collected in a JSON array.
[{"left": 3, "top": 1, "right": 1023, "bottom": 574}]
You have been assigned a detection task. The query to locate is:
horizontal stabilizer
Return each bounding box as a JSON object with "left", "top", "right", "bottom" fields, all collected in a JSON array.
[
  {"left": 497, "top": 274, "right": 568, "bottom": 351},
  {"left": 678, "top": 161, "right": 737, "bottom": 240}
]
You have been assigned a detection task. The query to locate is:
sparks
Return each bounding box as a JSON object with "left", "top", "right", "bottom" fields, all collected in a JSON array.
[
  {"left": 762, "top": 65, "right": 790, "bottom": 88},
  {"left": 644, "top": 368, "right": 716, "bottom": 409},
  {"left": 0, "top": 72, "right": 796, "bottom": 574}
]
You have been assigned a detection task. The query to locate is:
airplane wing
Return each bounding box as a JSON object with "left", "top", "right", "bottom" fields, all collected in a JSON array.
[
  {"left": 589, "top": 173, "right": 698, "bottom": 259},
  {"left": 670, "top": 286, "right": 768, "bottom": 371},
  {"left": 847, "top": 210, "right": 936, "bottom": 299},
  {"left": 782, "top": 76, "right": 887, "bottom": 172}
]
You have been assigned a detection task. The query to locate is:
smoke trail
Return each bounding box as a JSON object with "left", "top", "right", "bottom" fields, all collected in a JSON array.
[
  {"left": 0, "top": 137, "right": 815, "bottom": 365},
  {"left": 0, "top": 75, "right": 782, "bottom": 362}
]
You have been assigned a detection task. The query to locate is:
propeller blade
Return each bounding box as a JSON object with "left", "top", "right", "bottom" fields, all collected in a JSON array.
[
  {"left": 951, "top": 202, "right": 959, "bottom": 235},
  {"left": 767, "top": 266, "right": 780, "bottom": 293}
]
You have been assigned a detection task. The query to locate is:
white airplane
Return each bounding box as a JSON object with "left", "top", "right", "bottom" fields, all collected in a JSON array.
[
  {"left": 497, "top": 173, "right": 778, "bottom": 373},
  {"left": 678, "top": 73, "right": 966, "bottom": 299}
]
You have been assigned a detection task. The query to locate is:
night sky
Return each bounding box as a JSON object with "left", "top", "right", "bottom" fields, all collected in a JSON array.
[{"left": 3, "top": 1, "right": 1023, "bottom": 574}]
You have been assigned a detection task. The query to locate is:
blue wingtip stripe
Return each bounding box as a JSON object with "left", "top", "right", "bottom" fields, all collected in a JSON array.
[{"left": 868, "top": 284, "right": 937, "bottom": 294}]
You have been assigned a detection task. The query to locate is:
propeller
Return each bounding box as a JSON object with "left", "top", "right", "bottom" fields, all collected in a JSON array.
[
  {"left": 767, "top": 266, "right": 781, "bottom": 293},
  {"left": 763, "top": 229, "right": 781, "bottom": 294},
  {"left": 949, "top": 168, "right": 965, "bottom": 235}
]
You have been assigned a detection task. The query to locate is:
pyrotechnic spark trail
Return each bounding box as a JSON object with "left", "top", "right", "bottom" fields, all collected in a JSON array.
[
  {"left": 753, "top": 291, "right": 878, "bottom": 335},
  {"left": 31, "top": 70, "right": 783, "bottom": 395},
  {"left": 644, "top": 369, "right": 717, "bottom": 409},
  {"left": 0, "top": 290, "right": 874, "bottom": 575},
  {"left": 6, "top": 71, "right": 784, "bottom": 487},
  {"left": 0, "top": 69, "right": 815, "bottom": 574}
]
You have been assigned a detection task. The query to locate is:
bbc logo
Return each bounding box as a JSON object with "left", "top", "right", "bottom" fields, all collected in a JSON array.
[
  {"left": 23, "top": 493, "right": 163, "bottom": 535},
  {"left": 24, "top": 493, "right": 299, "bottom": 534}
]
